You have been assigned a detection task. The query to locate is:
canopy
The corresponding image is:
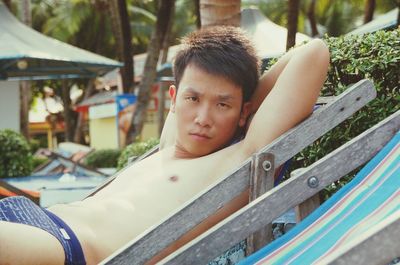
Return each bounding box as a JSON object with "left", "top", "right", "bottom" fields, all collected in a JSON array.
[
  {"left": 137, "top": 8, "right": 311, "bottom": 72},
  {"left": 98, "top": 7, "right": 311, "bottom": 88},
  {"left": 241, "top": 7, "right": 311, "bottom": 59},
  {"left": 347, "top": 8, "right": 398, "bottom": 35},
  {"left": 0, "top": 2, "right": 122, "bottom": 81}
]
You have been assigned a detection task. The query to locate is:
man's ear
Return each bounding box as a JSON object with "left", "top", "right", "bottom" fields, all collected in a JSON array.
[
  {"left": 169, "top": 85, "right": 177, "bottom": 113},
  {"left": 238, "top": 102, "right": 252, "bottom": 128}
]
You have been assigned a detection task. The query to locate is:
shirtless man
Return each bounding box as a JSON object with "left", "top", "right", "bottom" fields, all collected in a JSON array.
[{"left": 0, "top": 26, "right": 329, "bottom": 265}]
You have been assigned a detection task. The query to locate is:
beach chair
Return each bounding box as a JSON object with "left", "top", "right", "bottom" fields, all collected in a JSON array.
[
  {"left": 0, "top": 179, "right": 40, "bottom": 205},
  {"left": 34, "top": 150, "right": 106, "bottom": 178},
  {"left": 33, "top": 142, "right": 98, "bottom": 176},
  {"left": 239, "top": 127, "right": 400, "bottom": 264},
  {"left": 159, "top": 111, "right": 399, "bottom": 265},
  {"left": 100, "top": 79, "right": 384, "bottom": 264}
]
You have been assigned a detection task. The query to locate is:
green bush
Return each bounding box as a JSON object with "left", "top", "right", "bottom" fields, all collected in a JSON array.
[
  {"left": 83, "top": 149, "right": 122, "bottom": 168},
  {"left": 294, "top": 29, "right": 399, "bottom": 200},
  {"left": 28, "top": 138, "right": 41, "bottom": 154},
  {"left": 0, "top": 129, "right": 33, "bottom": 178},
  {"left": 117, "top": 138, "right": 159, "bottom": 170},
  {"left": 32, "top": 156, "right": 50, "bottom": 169}
]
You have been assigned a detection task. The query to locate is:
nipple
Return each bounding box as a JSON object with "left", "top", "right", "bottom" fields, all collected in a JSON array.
[{"left": 169, "top": 175, "right": 179, "bottom": 182}]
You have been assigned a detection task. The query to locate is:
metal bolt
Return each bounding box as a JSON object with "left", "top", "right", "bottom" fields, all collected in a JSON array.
[
  {"left": 262, "top": 160, "right": 272, "bottom": 171},
  {"left": 307, "top": 176, "right": 319, "bottom": 188}
]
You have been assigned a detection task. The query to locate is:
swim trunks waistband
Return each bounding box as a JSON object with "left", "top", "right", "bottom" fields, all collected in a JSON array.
[{"left": 0, "top": 196, "right": 86, "bottom": 265}]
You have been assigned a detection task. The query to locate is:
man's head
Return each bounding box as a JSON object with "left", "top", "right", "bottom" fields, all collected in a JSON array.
[
  {"left": 170, "top": 26, "right": 260, "bottom": 158},
  {"left": 173, "top": 26, "right": 260, "bottom": 102}
]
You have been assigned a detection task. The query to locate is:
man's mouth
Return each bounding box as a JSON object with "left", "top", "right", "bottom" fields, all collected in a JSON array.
[{"left": 189, "top": 133, "right": 211, "bottom": 140}]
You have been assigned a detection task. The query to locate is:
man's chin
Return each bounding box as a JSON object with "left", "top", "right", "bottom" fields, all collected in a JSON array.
[
  {"left": 191, "top": 143, "right": 228, "bottom": 157},
  {"left": 186, "top": 144, "right": 217, "bottom": 158}
]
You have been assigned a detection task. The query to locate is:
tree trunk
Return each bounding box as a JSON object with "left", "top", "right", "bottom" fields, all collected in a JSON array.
[
  {"left": 398, "top": 7, "right": 400, "bottom": 27},
  {"left": 158, "top": 4, "right": 175, "bottom": 137},
  {"left": 61, "top": 80, "right": 74, "bottom": 142},
  {"left": 158, "top": 3, "right": 175, "bottom": 131},
  {"left": 126, "top": 0, "right": 175, "bottom": 143},
  {"left": 109, "top": 0, "right": 134, "bottom": 93},
  {"left": 73, "top": 79, "right": 96, "bottom": 143},
  {"left": 307, "top": 0, "right": 319, "bottom": 37},
  {"left": 286, "top": 0, "right": 300, "bottom": 50},
  {"left": 3, "top": 0, "right": 12, "bottom": 10},
  {"left": 200, "top": 0, "right": 241, "bottom": 27},
  {"left": 363, "top": 0, "right": 375, "bottom": 24},
  {"left": 19, "top": 0, "right": 31, "bottom": 139},
  {"left": 19, "top": 82, "right": 30, "bottom": 139},
  {"left": 194, "top": 0, "right": 201, "bottom": 29}
]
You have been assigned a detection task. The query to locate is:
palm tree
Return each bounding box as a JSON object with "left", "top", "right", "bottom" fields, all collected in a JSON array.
[
  {"left": 18, "top": 0, "right": 32, "bottom": 140},
  {"left": 363, "top": 0, "right": 375, "bottom": 24},
  {"left": 199, "top": 0, "right": 241, "bottom": 27},
  {"left": 287, "top": 0, "right": 300, "bottom": 50},
  {"left": 307, "top": 0, "right": 319, "bottom": 37},
  {"left": 3, "top": 0, "right": 12, "bottom": 9},
  {"left": 61, "top": 79, "right": 74, "bottom": 141},
  {"left": 127, "top": 0, "right": 175, "bottom": 143},
  {"left": 398, "top": 0, "right": 400, "bottom": 26},
  {"left": 194, "top": 0, "right": 201, "bottom": 28},
  {"left": 38, "top": 0, "right": 115, "bottom": 141},
  {"left": 109, "top": 0, "right": 134, "bottom": 94}
]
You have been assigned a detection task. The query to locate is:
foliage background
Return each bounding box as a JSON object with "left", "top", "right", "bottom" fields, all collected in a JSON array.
[
  {"left": 83, "top": 149, "right": 122, "bottom": 169},
  {"left": 0, "top": 129, "right": 33, "bottom": 178},
  {"left": 117, "top": 137, "right": 159, "bottom": 170},
  {"left": 289, "top": 29, "right": 399, "bottom": 200}
]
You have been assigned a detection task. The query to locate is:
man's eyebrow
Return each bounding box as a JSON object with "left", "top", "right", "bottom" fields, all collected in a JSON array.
[
  {"left": 183, "top": 87, "right": 203, "bottom": 96},
  {"left": 217, "top": 94, "right": 235, "bottom": 101}
]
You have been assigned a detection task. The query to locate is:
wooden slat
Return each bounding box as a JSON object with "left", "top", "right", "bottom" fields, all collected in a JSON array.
[
  {"left": 246, "top": 153, "right": 275, "bottom": 255},
  {"left": 258, "top": 79, "right": 376, "bottom": 167},
  {"left": 161, "top": 110, "right": 400, "bottom": 264},
  {"left": 291, "top": 168, "right": 322, "bottom": 222},
  {"left": 296, "top": 193, "right": 321, "bottom": 222},
  {"left": 102, "top": 80, "right": 376, "bottom": 265},
  {"left": 0, "top": 179, "right": 40, "bottom": 205}
]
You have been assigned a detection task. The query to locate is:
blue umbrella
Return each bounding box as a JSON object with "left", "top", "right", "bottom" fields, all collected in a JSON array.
[{"left": 0, "top": 2, "right": 122, "bottom": 81}]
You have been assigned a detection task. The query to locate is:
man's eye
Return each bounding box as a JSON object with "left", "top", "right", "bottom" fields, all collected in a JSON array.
[
  {"left": 186, "top": 96, "right": 198, "bottom": 102},
  {"left": 218, "top": 103, "right": 230, "bottom": 109}
]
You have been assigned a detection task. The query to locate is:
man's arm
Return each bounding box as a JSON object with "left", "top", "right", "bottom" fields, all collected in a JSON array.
[
  {"left": 242, "top": 39, "right": 330, "bottom": 155},
  {"left": 249, "top": 43, "right": 309, "bottom": 114}
]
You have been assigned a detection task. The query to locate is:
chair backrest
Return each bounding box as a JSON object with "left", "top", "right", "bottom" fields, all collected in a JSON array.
[
  {"left": 101, "top": 79, "right": 377, "bottom": 265},
  {"left": 240, "top": 129, "right": 400, "bottom": 265},
  {"left": 0, "top": 179, "right": 40, "bottom": 205},
  {"left": 161, "top": 110, "right": 400, "bottom": 264}
]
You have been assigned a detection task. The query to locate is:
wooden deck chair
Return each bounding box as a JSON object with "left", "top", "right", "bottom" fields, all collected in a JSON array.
[
  {"left": 159, "top": 110, "right": 400, "bottom": 265},
  {"left": 33, "top": 143, "right": 95, "bottom": 176},
  {"left": 0, "top": 179, "right": 40, "bottom": 205},
  {"left": 99, "top": 79, "right": 379, "bottom": 265},
  {"left": 34, "top": 150, "right": 107, "bottom": 177}
]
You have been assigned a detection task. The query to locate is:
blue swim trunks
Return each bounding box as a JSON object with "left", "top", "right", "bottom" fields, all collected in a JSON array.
[{"left": 0, "top": 196, "right": 86, "bottom": 265}]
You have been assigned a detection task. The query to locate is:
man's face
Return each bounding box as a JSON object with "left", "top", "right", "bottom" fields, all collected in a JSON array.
[{"left": 170, "top": 64, "right": 250, "bottom": 158}]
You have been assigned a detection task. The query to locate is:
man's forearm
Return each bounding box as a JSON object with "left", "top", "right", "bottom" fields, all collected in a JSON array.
[{"left": 249, "top": 44, "right": 308, "bottom": 113}]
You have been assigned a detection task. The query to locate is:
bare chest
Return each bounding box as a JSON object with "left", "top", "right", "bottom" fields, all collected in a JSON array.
[{"left": 96, "top": 144, "right": 244, "bottom": 207}]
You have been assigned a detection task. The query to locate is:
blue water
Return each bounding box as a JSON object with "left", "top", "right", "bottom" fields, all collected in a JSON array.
[{"left": 4, "top": 173, "right": 107, "bottom": 207}]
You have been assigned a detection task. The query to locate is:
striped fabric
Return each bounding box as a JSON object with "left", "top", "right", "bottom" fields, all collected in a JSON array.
[{"left": 240, "top": 131, "right": 400, "bottom": 265}]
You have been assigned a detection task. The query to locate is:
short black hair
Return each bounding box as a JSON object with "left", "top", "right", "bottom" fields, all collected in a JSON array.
[{"left": 173, "top": 26, "right": 260, "bottom": 102}]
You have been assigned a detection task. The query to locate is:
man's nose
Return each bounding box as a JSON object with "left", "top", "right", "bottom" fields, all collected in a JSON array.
[{"left": 195, "top": 105, "right": 212, "bottom": 127}]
